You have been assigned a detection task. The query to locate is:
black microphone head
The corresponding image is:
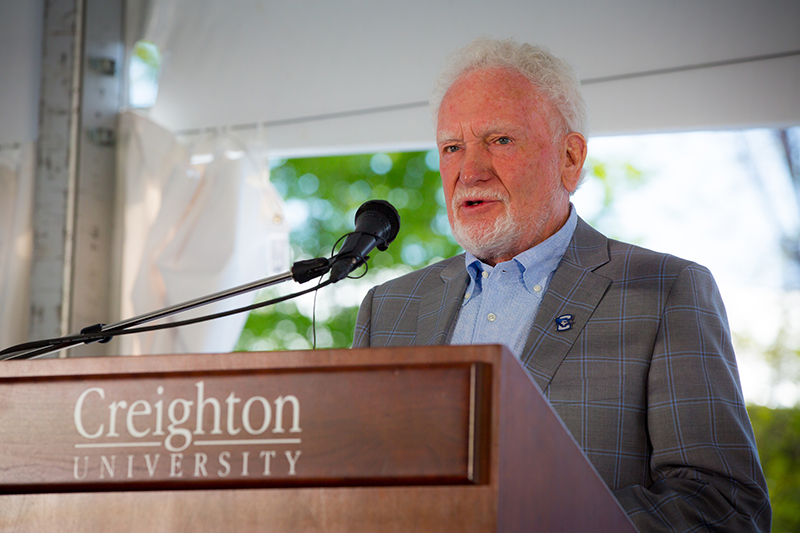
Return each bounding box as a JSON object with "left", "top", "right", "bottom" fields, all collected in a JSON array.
[
  {"left": 328, "top": 200, "right": 401, "bottom": 283},
  {"left": 354, "top": 200, "right": 400, "bottom": 251}
]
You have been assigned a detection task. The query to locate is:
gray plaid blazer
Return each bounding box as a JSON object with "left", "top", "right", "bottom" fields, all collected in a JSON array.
[{"left": 354, "top": 217, "right": 770, "bottom": 532}]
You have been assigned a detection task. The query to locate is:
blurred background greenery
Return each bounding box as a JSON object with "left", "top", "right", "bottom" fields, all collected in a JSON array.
[
  {"left": 235, "top": 150, "right": 461, "bottom": 352},
  {"left": 748, "top": 405, "right": 800, "bottom": 531}
]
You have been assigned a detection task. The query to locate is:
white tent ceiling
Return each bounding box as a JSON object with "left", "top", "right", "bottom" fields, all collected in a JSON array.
[
  {"left": 136, "top": 0, "right": 800, "bottom": 157},
  {"left": 2, "top": 1, "right": 799, "bottom": 152}
]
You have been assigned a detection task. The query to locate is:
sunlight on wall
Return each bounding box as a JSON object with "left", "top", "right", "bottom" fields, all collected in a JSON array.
[{"left": 129, "top": 41, "right": 161, "bottom": 109}]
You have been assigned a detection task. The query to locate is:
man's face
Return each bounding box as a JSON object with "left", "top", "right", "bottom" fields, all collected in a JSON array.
[{"left": 436, "top": 67, "right": 584, "bottom": 265}]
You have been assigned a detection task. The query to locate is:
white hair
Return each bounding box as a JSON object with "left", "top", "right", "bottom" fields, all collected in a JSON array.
[{"left": 431, "top": 37, "right": 589, "bottom": 139}]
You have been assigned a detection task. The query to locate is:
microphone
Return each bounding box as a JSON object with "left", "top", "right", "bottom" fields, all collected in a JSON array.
[{"left": 329, "top": 200, "right": 400, "bottom": 282}]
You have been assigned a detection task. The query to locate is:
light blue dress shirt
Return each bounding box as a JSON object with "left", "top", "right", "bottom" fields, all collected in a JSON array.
[{"left": 449, "top": 206, "right": 578, "bottom": 358}]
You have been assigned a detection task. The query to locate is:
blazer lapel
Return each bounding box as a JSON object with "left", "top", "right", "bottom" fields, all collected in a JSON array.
[
  {"left": 519, "top": 218, "right": 611, "bottom": 391},
  {"left": 414, "top": 255, "right": 469, "bottom": 346}
]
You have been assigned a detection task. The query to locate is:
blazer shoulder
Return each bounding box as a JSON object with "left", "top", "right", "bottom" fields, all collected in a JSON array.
[
  {"left": 604, "top": 237, "right": 699, "bottom": 278},
  {"left": 370, "top": 254, "right": 466, "bottom": 298},
  {"left": 355, "top": 254, "right": 468, "bottom": 348},
  {"left": 569, "top": 217, "right": 696, "bottom": 278}
]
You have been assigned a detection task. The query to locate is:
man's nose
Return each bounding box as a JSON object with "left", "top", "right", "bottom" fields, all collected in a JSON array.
[{"left": 458, "top": 144, "right": 493, "bottom": 186}]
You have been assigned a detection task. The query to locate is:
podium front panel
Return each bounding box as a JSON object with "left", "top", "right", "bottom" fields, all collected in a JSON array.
[{"left": 0, "top": 360, "right": 490, "bottom": 492}]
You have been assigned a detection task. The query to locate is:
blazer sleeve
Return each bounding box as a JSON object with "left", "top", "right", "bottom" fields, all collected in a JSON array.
[
  {"left": 352, "top": 286, "right": 376, "bottom": 348},
  {"left": 613, "top": 263, "right": 771, "bottom": 532}
]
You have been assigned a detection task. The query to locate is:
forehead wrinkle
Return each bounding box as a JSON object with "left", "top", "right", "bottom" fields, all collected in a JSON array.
[
  {"left": 437, "top": 118, "right": 526, "bottom": 145},
  {"left": 470, "top": 118, "right": 525, "bottom": 139}
]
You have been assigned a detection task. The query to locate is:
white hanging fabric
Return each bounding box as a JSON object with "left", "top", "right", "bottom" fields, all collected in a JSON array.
[
  {"left": 116, "top": 111, "right": 290, "bottom": 355},
  {"left": 0, "top": 143, "right": 35, "bottom": 347}
]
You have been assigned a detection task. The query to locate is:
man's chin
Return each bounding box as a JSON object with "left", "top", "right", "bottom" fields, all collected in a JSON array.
[{"left": 452, "top": 221, "right": 518, "bottom": 262}]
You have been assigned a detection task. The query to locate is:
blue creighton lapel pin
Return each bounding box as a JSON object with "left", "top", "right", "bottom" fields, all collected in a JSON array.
[{"left": 555, "top": 314, "right": 574, "bottom": 332}]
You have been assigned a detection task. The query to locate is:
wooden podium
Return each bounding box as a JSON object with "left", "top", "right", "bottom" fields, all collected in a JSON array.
[{"left": 0, "top": 345, "right": 636, "bottom": 532}]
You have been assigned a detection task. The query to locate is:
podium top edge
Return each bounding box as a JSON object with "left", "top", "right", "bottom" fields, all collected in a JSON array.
[{"left": 0, "top": 344, "right": 515, "bottom": 379}]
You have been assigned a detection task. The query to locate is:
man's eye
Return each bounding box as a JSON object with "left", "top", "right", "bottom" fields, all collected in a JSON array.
[
  {"left": 443, "top": 145, "right": 460, "bottom": 153},
  {"left": 496, "top": 137, "right": 511, "bottom": 145}
]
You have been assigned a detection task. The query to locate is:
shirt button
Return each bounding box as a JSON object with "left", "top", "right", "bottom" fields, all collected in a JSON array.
[
  {"left": 464, "top": 292, "right": 471, "bottom": 299},
  {"left": 482, "top": 271, "right": 489, "bottom": 279},
  {"left": 533, "top": 285, "right": 542, "bottom": 292},
  {"left": 487, "top": 313, "right": 497, "bottom": 322}
]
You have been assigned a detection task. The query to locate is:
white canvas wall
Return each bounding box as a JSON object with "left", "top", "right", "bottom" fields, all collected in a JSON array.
[{"left": 0, "top": 0, "right": 44, "bottom": 146}]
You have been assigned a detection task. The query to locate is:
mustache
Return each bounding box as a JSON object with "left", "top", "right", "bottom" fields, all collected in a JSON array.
[{"left": 450, "top": 188, "right": 509, "bottom": 211}]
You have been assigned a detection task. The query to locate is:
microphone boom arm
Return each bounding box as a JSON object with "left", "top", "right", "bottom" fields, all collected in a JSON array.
[{"left": 2, "top": 199, "right": 400, "bottom": 361}]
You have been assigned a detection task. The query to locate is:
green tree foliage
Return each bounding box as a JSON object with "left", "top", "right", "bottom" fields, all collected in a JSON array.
[
  {"left": 748, "top": 405, "right": 800, "bottom": 532},
  {"left": 235, "top": 150, "right": 461, "bottom": 351}
]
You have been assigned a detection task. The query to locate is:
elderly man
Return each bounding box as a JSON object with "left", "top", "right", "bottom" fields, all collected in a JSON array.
[{"left": 353, "top": 38, "right": 770, "bottom": 531}]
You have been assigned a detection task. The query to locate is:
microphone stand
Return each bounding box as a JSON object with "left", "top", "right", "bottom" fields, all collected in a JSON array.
[
  {"left": 2, "top": 198, "right": 401, "bottom": 362},
  {"left": 96, "top": 270, "right": 294, "bottom": 335},
  {"left": 1, "top": 257, "right": 332, "bottom": 361}
]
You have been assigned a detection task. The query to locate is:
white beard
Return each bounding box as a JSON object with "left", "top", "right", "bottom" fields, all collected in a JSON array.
[{"left": 450, "top": 185, "right": 561, "bottom": 264}]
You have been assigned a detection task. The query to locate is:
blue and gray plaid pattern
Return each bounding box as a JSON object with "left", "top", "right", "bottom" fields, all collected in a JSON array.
[{"left": 353, "top": 217, "right": 770, "bottom": 532}]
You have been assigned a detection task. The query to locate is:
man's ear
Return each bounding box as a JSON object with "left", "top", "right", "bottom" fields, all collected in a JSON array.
[{"left": 561, "top": 132, "right": 587, "bottom": 193}]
